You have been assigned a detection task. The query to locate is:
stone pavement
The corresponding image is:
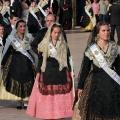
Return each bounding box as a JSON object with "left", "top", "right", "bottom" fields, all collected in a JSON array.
[{"left": 0, "top": 30, "right": 90, "bottom": 120}]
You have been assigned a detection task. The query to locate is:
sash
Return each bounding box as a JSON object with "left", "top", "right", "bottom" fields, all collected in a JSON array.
[
  {"left": 29, "top": 9, "right": 39, "bottom": 21},
  {"left": 50, "top": 0, "right": 54, "bottom": 7},
  {"left": 85, "top": 7, "right": 96, "bottom": 27},
  {"left": 29, "top": 9, "right": 42, "bottom": 29},
  {"left": 40, "top": 0, "right": 48, "bottom": 8},
  {"left": 49, "top": 42, "right": 57, "bottom": 56},
  {"left": 11, "top": 37, "right": 35, "bottom": 64},
  {"left": 37, "top": 4, "right": 48, "bottom": 17},
  {"left": 90, "top": 44, "right": 120, "bottom": 85}
]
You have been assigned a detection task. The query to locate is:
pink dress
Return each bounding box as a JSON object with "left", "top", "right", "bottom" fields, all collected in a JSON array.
[{"left": 26, "top": 73, "right": 74, "bottom": 119}]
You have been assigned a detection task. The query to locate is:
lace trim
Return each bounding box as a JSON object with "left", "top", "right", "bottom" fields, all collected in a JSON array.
[
  {"left": 38, "top": 70, "right": 72, "bottom": 95},
  {"left": 78, "top": 71, "right": 93, "bottom": 120},
  {"left": 85, "top": 41, "right": 118, "bottom": 68},
  {"left": 2, "top": 53, "right": 36, "bottom": 98}
]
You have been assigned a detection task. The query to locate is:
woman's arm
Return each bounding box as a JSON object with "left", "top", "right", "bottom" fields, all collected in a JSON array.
[
  {"left": 37, "top": 52, "right": 43, "bottom": 73},
  {"left": 77, "top": 54, "right": 92, "bottom": 89}
]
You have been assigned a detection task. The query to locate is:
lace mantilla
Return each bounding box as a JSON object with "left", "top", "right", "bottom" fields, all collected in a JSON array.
[{"left": 85, "top": 41, "right": 119, "bottom": 68}]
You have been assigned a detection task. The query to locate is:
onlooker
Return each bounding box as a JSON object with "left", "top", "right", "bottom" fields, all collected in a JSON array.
[
  {"left": 6, "top": 13, "right": 19, "bottom": 35},
  {"left": 107, "top": 0, "right": 120, "bottom": 45},
  {"left": 59, "top": 0, "right": 72, "bottom": 30},
  {"left": 99, "top": 0, "right": 108, "bottom": 22},
  {"left": 48, "top": 0, "right": 58, "bottom": 15}
]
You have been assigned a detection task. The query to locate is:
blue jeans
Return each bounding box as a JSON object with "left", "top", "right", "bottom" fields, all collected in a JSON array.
[{"left": 99, "top": 14, "right": 106, "bottom": 22}]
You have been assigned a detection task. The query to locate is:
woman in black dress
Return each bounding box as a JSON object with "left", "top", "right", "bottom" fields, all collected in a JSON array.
[
  {"left": 77, "top": 21, "right": 120, "bottom": 119},
  {"left": 0, "top": 19, "right": 36, "bottom": 109}
]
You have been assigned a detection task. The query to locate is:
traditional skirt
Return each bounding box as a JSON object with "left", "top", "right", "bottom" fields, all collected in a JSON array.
[
  {"left": 26, "top": 72, "right": 74, "bottom": 119},
  {"left": 0, "top": 51, "right": 36, "bottom": 100},
  {"left": 78, "top": 71, "right": 120, "bottom": 120}
]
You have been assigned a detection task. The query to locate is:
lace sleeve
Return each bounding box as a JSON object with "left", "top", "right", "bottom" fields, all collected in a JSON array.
[{"left": 77, "top": 54, "right": 92, "bottom": 89}]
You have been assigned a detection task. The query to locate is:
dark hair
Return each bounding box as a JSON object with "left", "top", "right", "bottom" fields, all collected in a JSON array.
[
  {"left": 51, "top": 23, "right": 62, "bottom": 33},
  {"left": 0, "top": 24, "right": 4, "bottom": 28},
  {"left": 15, "top": 20, "right": 26, "bottom": 29},
  {"left": 87, "top": 21, "right": 109, "bottom": 44},
  {"left": 95, "top": 21, "right": 109, "bottom": 35},
  {"left": 10, "top": 13, "right": 19, "bottom": 20},
  {"left": 4, "top": 0, "right": 10, "bottom": 2}
]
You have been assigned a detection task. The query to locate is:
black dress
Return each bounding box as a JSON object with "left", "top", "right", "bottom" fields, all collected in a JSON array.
[
  {"left": 36, "top": 40, "right": 72, "bottom": 95},
  {"left": 78, "top": 41, "right": 120, "bottom": 119},
  {"left": 2, "top": 34, "right": 36, "bottom": 99}
]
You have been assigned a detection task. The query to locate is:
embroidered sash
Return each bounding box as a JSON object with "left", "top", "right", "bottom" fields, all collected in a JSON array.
[
  {"left": 11, "top": 37, "right": 34, "bottom": 64},
  {"left": 49, "top": 42, "right": 57, "bottom": 56},
  {"left": 90, "top": 44, "right": 120, "bottom": 85},
  {"left": 29, "top": 9, "right": 42, "bottom": 28},
  {"left": 85, "top": 7, "right": 96, "bottom": 27},
  {"left": 37, "top": 4, "right": 48, "bottom": 17}
]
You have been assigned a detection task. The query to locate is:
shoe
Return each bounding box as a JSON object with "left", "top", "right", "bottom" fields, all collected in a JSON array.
[
  {"left": 16, "top": 106, "right": 22, "bottom": 110},
  {"left": 23, "top": 105, "right": 27, "bottom": 109},
  {"left": 23, "top": 102, "right": 28, "bottom": 109}
]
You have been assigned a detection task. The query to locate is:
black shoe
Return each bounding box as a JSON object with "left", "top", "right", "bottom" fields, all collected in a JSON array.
[
  {"left": 23, "top": 106, "right": 27, "bottom": 109},
  {"left": 16, "top": 106, "right": 22, "bottom": 110}
]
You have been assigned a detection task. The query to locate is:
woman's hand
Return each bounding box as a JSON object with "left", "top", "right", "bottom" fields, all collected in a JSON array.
[
  {"left": 70, "top": 72, "right": 75, "bottom": 78},
  {"left": 78, "top": 89, "right": 83, "bottom": 99}
]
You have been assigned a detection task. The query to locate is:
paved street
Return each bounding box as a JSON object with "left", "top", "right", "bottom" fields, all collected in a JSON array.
[{"left": 0, "top": 30, "right": 91, "bottom": 120}]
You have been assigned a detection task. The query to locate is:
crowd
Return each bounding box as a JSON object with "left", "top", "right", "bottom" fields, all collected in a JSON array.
[{"left": 0, "top": 0, "right": 120, "bottom": 120}]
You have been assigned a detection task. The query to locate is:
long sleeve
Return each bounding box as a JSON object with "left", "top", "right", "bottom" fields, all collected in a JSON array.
[
  {"left": 67, "top": 47, "right": 71, "bottom": 72},
  {"left": 89, "top": 7, "right": 94, "bottom": 17},
  {"left": 114, "top": 55, "right": 120, "bottom": 76},
  {"left": 1, "top": 45, "right": 12, "bottom": 66},
  {"left": 37, "top": 52, "right": 43, "bottom": 73},
  {"left": 77, "top": 54, "right": 92, "bottom": 89},
  {"left": 31, "top": 28, "right": 47, "bottom": 54}
]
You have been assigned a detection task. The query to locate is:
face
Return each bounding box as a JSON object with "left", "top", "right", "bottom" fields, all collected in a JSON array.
[
  {"left": 10, "top": 17, "right": 19, "bottom": 25},
  {"left": 51, "top": 27, "right": 61, "bottom": 41},
  {"left": 5, "top": 1, "right": 10, "bottom": 6},
  {"left": 94, "top": 0, "right": 97, "bottom": 3},
  {"left": 0, "top": 26, "right": 4, "bottom": 35},
  {"left": 32, "top": 2, "right": 36, "bottom": 7},
  {"left": 98, "top": 25, "right": 109, "bottom": 41},
  {"left": 16, "top": 22, "right": 26, "bottom": 34},
  {"left": 46, "top": 15, "right": 55, "bottom": 28},
  {"left": 86, "top": 1, "right": 89, "bottom": 5}
]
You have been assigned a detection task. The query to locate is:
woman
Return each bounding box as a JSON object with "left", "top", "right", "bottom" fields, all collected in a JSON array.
[
  {"left": 26, "top": 23, "right": 74, "bottom": 119},
  {"left": 21, "top": 0, "right": 29, "bottom": 21},
  {"left": 77, "top": 21, "right": 120, "bottom": 119},
  {"left": 92, "top": 0, "right": 100, "bottom": 23},
  {"left": 0, "top": 20, "right": 36, "bottom": 109},
  {"left": 37, "top": 0, "right": 49, "bottom": 27},
  {"left": 27, "top": 1, "right": 41, "bottom": 34},
  {"left": 81, "top": 0, "right": 96, "bottom": 31}
]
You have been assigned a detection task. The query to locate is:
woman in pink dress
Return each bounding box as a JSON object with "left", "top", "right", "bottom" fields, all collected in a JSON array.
[
  {"left": 26, "top": 23, "right": 74, "bottom": 119},
  {"left": 92, "top": 0, "right": 100, "bottom": 23}
]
